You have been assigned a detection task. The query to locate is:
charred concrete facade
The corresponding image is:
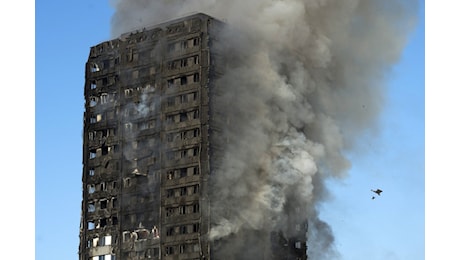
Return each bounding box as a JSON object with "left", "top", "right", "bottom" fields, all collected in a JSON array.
[{"left": 79, "top": 13, "right": 307, "bottom": 260}]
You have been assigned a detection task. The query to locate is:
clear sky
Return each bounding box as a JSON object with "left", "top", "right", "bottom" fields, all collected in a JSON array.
[{"left": 16, "top": 0, "right": 434, "bottom": 259}]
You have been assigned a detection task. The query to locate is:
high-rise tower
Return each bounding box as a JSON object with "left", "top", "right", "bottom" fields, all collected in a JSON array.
[{"left": 79, "top": 13, "right": 307, "bottom": 260}]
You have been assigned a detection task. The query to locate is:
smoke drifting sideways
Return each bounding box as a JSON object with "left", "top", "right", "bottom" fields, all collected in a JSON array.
[{"left": 109, "top": 0, "right": 418, "bottom": 259}]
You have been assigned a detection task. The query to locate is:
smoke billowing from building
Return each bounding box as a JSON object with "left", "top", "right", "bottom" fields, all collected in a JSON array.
[{"left": 108, "top": 0, "right": 417, "bottom": 258}]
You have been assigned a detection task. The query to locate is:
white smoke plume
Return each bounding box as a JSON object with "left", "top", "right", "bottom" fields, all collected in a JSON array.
[{"left": 108, "top": 0, "right": 418, "bottom": 259}]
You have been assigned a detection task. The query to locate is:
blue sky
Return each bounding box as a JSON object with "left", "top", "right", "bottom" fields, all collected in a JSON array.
[
  {"left": 319, "top": 12, "right": 425, "bottom": 258},
  {"left": 18, "top": 0, "right": 433, "bottom": 259}
]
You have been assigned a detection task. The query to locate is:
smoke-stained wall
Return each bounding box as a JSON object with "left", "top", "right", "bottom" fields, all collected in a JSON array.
[{"left": 108, "top": 1, "right": 418, "bottom": 259}]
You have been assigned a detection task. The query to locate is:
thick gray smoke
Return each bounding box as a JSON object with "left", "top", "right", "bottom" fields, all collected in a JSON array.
[{"left": 109, "top": 0, "right": 417, "bottom": 259}]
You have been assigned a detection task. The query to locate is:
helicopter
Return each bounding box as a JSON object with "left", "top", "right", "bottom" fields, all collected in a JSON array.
[{"left": 371, "top": 189, "right": 383, "bottom": 199}]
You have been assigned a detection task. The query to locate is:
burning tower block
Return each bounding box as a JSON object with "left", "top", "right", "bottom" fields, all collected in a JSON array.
[{"left": 80, "top": 13, "right": 308, "bottom": 260}]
